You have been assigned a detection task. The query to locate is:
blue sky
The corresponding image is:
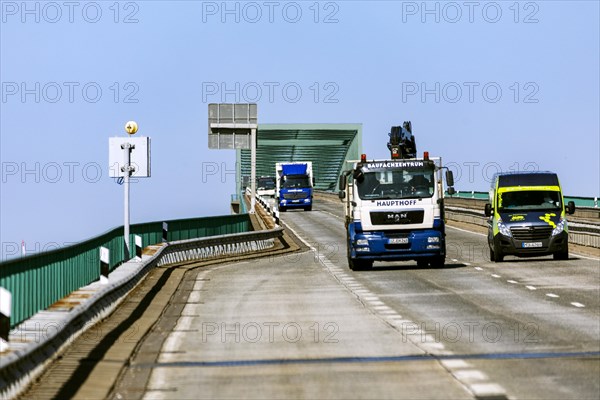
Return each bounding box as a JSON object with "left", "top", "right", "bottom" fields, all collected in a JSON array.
[{"left": 1, "top": 1, "right": 599, "bottom": 258}]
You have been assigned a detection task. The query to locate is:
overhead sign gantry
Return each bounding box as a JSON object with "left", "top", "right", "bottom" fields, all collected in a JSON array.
[{"left": 208, "top": 103, "right": 258, "bottom": 213}]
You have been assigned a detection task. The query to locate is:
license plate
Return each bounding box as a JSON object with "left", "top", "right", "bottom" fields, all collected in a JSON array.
[
  {"left": 389, "top": 238, "right": 409, "bottom": 244},
  {"left": 292, "top": 200, "right": 300, "bottom": 203},
  {"left": 522, "top": 242, "right": 543, "bottom": 248}
]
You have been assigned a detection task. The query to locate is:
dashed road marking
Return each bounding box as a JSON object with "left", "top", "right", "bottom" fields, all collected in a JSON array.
[
  {"left": 526, "top": 285, "right": 537, "bottom": 291},
  {"left": 453, "top": 369, "right": 489, "bottom": 382},
  {"left": 546, "top": 293, "right": 559, "bottom": 298},
  {"left": 446, "top": 225, "right": 486, "bottom": 237},
  {"left": 441, "top": 359, "right": 471, "bottom": 369},
  {"left": 474, "top": 267, "right": 483, "bottom": 271},
  {"left": 285, "top": 215, "right": 509, "bottom": 400},
  {"left": 571, "top": 302, "right": 585, "bottom": 308},
  {"left": 491, "top": 274, "right": 501, "bottom": 278},
  {"left": 507, "top": 280, "right": 519, "bottom": 284}
]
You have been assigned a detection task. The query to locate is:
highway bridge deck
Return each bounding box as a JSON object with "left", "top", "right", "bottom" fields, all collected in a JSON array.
[{"left": 19, "top": 199, "right": 600, "bottom": 400}]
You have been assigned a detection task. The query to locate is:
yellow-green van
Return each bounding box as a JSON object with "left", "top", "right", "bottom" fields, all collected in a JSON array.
[{"left": 484, "top": 171, "right": 575, "bottom": 262}]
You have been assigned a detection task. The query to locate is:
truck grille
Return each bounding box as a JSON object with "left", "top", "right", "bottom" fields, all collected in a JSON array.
[
  {"left": 283, "top": 193, "right": 307, "bottom": 200},
  {"left": 370, "top": 210, "right": 424, "bottom": 225},
  {"left": 510, "top": 226, "right": 553, "bottom": 240}
]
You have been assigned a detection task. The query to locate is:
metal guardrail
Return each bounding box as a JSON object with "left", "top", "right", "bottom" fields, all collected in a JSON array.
[
  {"left": 157, "top": 228, "right": 283, "bottom": 266},
  {"left": 0, "top": 214, "right": 251, "bottom": 328}
]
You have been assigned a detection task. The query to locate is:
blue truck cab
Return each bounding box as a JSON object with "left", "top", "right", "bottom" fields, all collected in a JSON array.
[{"left": 276, "top": 162, "right": 314, "bottom": 212}]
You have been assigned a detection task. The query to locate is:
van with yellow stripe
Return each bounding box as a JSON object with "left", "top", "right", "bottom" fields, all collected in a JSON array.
[{"left": 484, "top": 171, "right": 575, "bottom": 262}]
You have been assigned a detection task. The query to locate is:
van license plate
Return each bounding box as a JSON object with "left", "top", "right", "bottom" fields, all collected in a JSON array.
[
  {"left": 389, "top": 238, "right": 409, "bottom": 244},
  {"left": 522, "top": 242, "right": 543, "bottom": 248}
]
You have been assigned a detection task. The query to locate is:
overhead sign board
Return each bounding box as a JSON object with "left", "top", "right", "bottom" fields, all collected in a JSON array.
[
  {"left": 208, "top": 103, "right": 257, "bottom": 149},
  {"left": 108, "top": 136, "right": 151, "bottom": 178}
]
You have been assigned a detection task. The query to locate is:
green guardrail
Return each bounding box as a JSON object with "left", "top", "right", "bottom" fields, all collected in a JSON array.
[
  {"left": 0, "top": 214, "right": 251, "bottom": 328},
  {"left": 447, "top": 191, "right": 599, "bottom": 208}
]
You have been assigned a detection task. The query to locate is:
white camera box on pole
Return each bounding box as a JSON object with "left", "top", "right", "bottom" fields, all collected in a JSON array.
[{"left": 108, "top": 136, "right": 151, "bottom": 178}]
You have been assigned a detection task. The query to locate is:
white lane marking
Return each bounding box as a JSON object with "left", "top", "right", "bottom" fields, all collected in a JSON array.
[
  {"left": 571, "top": 252, "right": 600, "bottom": 261},
  {"left": 422, "top": 342, "right": 446, "bottom": 350},
  {"left": 319, "top": 209, "right": 344, "bottom": 221},
  {"left": 364, "top": 296, "right": 380, "bottom": 301},
  {"left": 571, "top": 302, "right": 585, "bottom": 308},
  {"left": 491, "top": 274, "right": 501, "bottom": 278},
  {"left": 451, "top": 258, "right": 458, "bottom": 262},
  {"left": 188, "top": 291, "right": 202, "bottom": 303},
  {"left": 469, "top": 383, "right": 508, "bottom": 398},
  {"left": 387, "top": 315, "right": 405, "bottom": 319},
  {"left": 526, "top": 285, "right": 537, "bottom": 291},
  {"left": 378, "top": 310, "right": 399, "bottom": 315},
  {"left": 453, "top": 370, "right": 488, "bottom": 382},
  {"left": 546, "top": 293, "right": 559, "bottom": 298},
  {"left": 507, "top": 280, "right": 519, "bottom": 284},
  {"left": 368, "top": 301, "right": 386, "bottom": 306},
  {"left": 474, "top": 267, "right": 483, "bottom": 271},
  {"left": 373, "top": 305, "right": 393, "bottom": 311},
  {"left": 446, "top": 225, "right": 486, "bottom": 237},
  {"left": 441, "top": 359, "right": 471, "bottom": 369},
  {"left": 463, "top": 262, "right": 471, "bottom": 266}
]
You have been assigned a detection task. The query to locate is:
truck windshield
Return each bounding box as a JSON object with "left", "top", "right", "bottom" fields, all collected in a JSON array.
[
  {"left": 357, "top": 169, "right": 435, "bottom": 200},
  {"left": 282, "top": 175, "right": 310, "bottom": 189},
  {"left": 498, "top": 190, "right": 562, "bottom": 212},
  {"left": 258, "top": 179, "right": 275, "bottom": 190}
]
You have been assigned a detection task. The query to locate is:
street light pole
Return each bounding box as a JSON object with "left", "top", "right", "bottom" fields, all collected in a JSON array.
[{"left": 122, "top": 142, "right": 134, "bottom": 259}]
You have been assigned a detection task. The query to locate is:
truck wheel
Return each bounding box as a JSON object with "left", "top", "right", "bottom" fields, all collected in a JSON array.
[
  {"left": 492, "top": 244, "right": 504, "bottom": 262},
  {"left": 417, "top": 259, "right": 429, "bottom": 268},
  {"left": 348, "top": 257, "right": 372, "bottom": 271},
  {"left": 304, "top": 205, "right": 312, "bottom": 211},
  {"left": 430, "top": 256, "right": 445, "bottom": 268},
  {"left": 553, "top": 245, "right": 569, "bottom": 260}
]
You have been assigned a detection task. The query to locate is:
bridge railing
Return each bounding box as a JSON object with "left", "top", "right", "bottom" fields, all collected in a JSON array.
[{"left": 0, "top": 214, "right": 251, "bottom": 328}]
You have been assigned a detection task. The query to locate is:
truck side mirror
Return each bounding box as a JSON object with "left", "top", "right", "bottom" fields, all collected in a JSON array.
[
  {"left": 566, "top": 201, "right": 576, "bottom": 215},
  {"left": 445, "top": 170, "right": 454, "bottom": 187},
  {"left": 338, "top": 190, "right": 346, "bottom": 200},
  {"left": 338, "top": 175, "right": 346, "bottom": 191},
  {"left": 484, "top": 203, "right": 493, "bottom": 217},
  {"left": 447, "top": 187, "right": 456, "bottom": 195}
]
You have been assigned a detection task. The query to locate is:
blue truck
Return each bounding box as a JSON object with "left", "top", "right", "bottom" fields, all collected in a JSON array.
[{"left": 276, "top": 162, "right": 314, "bottom": 212}]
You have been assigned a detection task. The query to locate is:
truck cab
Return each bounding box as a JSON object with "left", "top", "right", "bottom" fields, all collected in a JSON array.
[
  {"left": 257, "top": 176, "right": 276, "bottom": 197},
  {"left": 484, "top": 171, "right": 575, "bottom": 262},
  {"left": 276, "top": 162, "right": 314, "bottom": 211}
]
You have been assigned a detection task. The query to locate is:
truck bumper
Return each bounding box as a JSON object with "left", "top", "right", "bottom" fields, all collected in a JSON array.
[
  {"left": 492, "top": 231, "right": 568, "bottom": 257},
  {"left": 279, "top": 198, "right": 312, "bottom": 209},
  {"left": 350, "top": 228, "right": 445, "bottom": 261}
]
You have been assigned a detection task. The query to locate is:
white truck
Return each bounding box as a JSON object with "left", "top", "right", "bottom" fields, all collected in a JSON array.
[
  {"left": 256, "top": 176, "right": 276, "bottom": 197},
  {"left": 338, "top": 122, "right": 455, "bottom": 270},
  {"left": 276, "top": 162, "right": 314, "bottom": 211}
]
